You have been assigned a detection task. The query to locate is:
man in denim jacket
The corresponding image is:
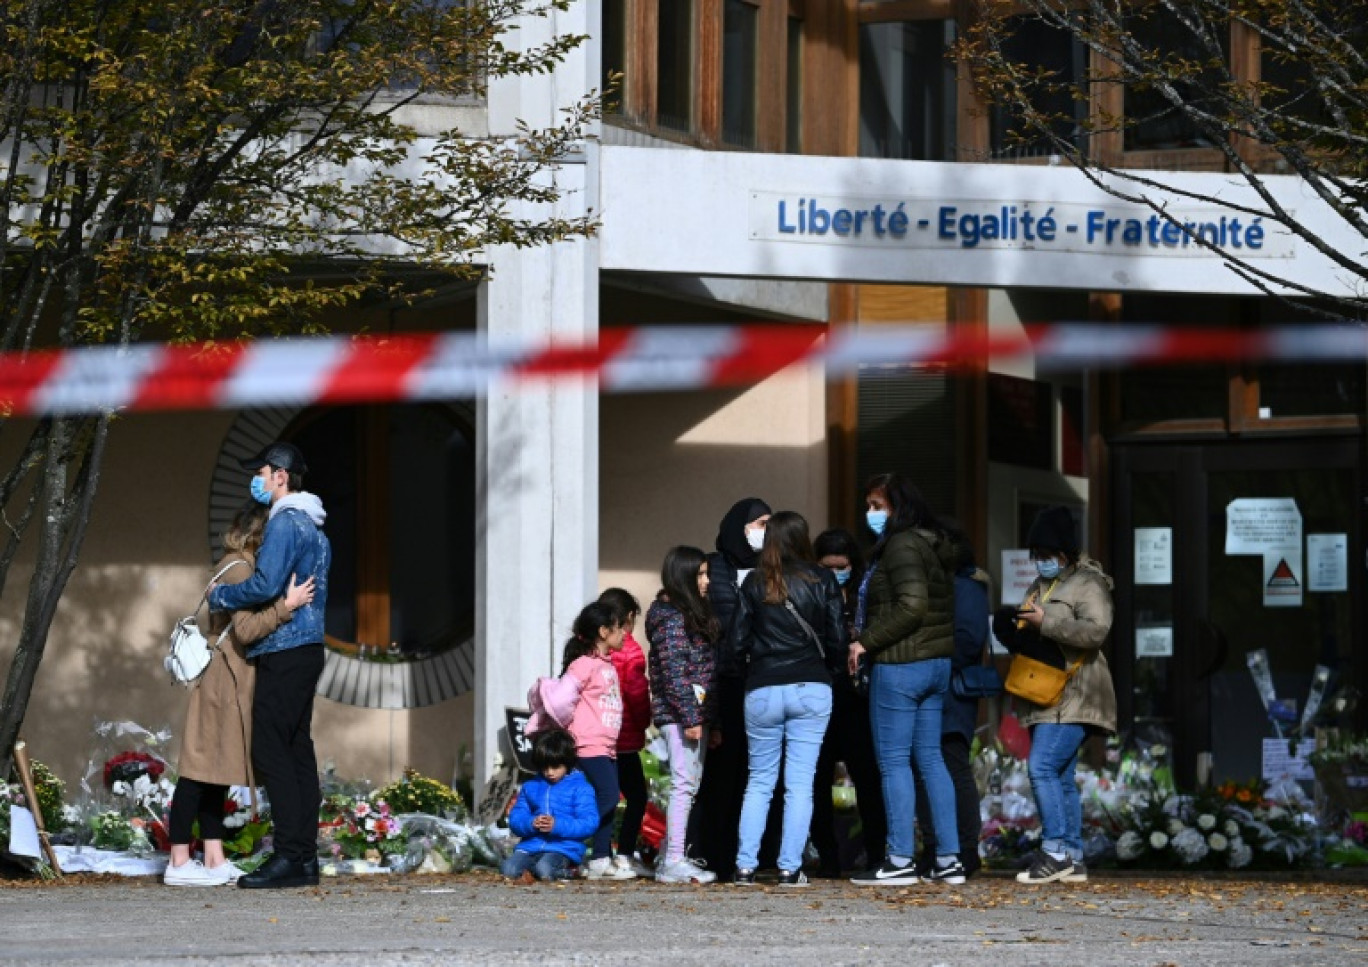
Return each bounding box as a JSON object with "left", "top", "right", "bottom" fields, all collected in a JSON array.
[{"left": 209, "top": 441, "right": 331, "bottom": 889}]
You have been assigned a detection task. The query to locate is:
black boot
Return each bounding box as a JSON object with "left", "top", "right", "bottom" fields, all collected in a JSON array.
[
  {"left": 302, "top": 856, "right": 320, "bottom": 886},
  {"left": 239, "top": 854, "right": 310, "bottom": 889}
]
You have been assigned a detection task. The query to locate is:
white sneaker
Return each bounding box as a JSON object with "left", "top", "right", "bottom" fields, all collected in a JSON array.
[
  {"left": 656, "top": 857, "right": 717, "bottom": 885},
  {"left": 163, "top": 860, "right": 223, "bottom": 887},
  {"left": 205, "top": 861, "right": 245, "bottom": 884},
  {"left": 583, "top": 856, "right": 636, "bottom": 880},
  {"left": 609, "top": 855, "right": 640, "bottom": 879}
]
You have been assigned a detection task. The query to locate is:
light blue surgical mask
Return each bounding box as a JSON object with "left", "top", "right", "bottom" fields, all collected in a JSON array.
[
  {"left": 834, "top": 567, "right": 852, "bottom": 586},
  {"left": 865, "top": 509, "right": 888, "bottom": 536},
  {"left": 250, "top": 476, "right": 272, "bottom": 505},
  {"left": 1035, "top": 558, "right": 1062, "bottom": 580}
]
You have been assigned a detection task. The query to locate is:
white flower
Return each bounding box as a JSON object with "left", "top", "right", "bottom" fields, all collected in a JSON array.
[
  {"left": 1207, "top": 832, "right": 1229, "bottom": 851},
  {"left": 62, "top": 804, "right": 82, "bottom": 824},
  {"left": 1223, "top": 819, "right": 1240, "bottom": 837},
  {"left": 354, "top": 801, "right": 371, "bottom": 819},
  {"left": 112, "top": 780, "right": 129, "bottom": 796},
  {"left": 222, "top": 811, "right": 248, "bottom": 829},
  {"left": 1167, "top": 817, "right": 1186, "bottom": 836},
  {"left": 1197, "top": 813, "right": 1216, "bottom": 831},
  {"left": 1162, "top": 795, "right": 1182, "bottom": 816},
  {"left": 1116, "top": 831, "right": 1145, "bottom": 860},
  {"left": 1149, "top": 831, "right": 1169, "bottom": 850},
  {"left": 133, "top": 774, "right": 154, "bottom": 798},
  {"left": 1173, "top": 828, "right": 1210, "bottom": 864},
  {"left": 1228, "top": 837, "right": 1253, "bottom": 869},
  {"left": 1265, "top": 805, "right": 1288, "bottom": 821}
]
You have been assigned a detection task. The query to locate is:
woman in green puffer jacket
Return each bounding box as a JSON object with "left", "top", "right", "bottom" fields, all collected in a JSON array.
[{"left": 847, "top": 473, "right": 966, "bottom": 887}]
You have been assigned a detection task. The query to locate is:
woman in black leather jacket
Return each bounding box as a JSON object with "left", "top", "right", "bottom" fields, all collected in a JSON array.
[{"left": 726, "top": 511, "right": 846, "bottom": 887}]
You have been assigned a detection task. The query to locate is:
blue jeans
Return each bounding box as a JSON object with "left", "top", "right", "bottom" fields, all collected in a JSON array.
[
  {"left": 737, "top": 682, "right": 832, "bottom": 872},
  {"left": 501, "top": 849, "right": 575, "bottom": 880},
  {"left": 868, "top": 658, "right": 959, "bottom": 861},
  {"left": 1029, "top": 722, "right": 1087, "bottom": 862}
]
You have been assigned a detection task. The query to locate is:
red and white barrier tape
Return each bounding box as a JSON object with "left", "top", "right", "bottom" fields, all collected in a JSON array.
[{"left": 0, "top": 323, "right": 1364, "bottom": 416}]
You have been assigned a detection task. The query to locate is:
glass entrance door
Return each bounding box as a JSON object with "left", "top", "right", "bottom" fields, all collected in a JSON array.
[{"left": 1112, "top": 439, "right": 1363, "bottom": 786}]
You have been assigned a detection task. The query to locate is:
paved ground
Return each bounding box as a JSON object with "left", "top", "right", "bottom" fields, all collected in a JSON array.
[{"left": 2, "top": 870, "right": 1367, "bottom": 966}]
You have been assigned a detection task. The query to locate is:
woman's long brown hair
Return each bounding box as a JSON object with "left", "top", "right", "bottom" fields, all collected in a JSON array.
[
  {"left": 760, "top": 511, "right": 817, "bottom": 605},
  {"left": 222, "top": 503, "right": 270, "bottom": 557}
]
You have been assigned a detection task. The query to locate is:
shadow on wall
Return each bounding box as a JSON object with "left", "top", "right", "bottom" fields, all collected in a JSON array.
[
  {"left": 0, "top": 563, "right": 193, "bottom": 790},
  {"left": 599, "top": 372, "right": 827, "bottom": 620}
]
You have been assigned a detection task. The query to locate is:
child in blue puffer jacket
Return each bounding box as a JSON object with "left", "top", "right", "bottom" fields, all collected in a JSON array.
[{"left": 502, "top": 729, "right": 601, "bottom": 881}]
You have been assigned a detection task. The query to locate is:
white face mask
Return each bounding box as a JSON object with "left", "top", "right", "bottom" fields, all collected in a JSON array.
[{"left": 746, "top": 527, "right": 765, "bottom": 552}]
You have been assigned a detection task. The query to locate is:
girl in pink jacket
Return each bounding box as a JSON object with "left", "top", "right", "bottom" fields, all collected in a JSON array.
[{"left": 558, "top": 601, "right": 634, "bottom": 880}]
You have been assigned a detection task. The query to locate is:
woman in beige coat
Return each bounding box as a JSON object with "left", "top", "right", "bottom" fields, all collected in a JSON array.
[
  {"left": 164, "top": 504, "right": 314, "bottom": 887},
  {"left": 993, "top": 505, "right": 1116, "bottom": 887}
]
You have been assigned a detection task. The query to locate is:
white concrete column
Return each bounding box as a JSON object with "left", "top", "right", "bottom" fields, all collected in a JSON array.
[{"left": 474, "top": 0, "right": 600, "bottom": 793}]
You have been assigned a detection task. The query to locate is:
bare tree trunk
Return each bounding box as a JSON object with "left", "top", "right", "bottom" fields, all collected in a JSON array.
[{"left": 0, "top": 414, "right": 109, "bottom": 778}]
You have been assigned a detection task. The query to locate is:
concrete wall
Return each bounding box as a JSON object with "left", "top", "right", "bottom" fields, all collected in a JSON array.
[{"left": 599, "top": 359, "right": 828, "bottom": 631}]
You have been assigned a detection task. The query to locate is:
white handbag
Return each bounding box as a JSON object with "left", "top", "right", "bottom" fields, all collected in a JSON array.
[{"left": 165, "top": 561, "right": 246, "bottom": 687}]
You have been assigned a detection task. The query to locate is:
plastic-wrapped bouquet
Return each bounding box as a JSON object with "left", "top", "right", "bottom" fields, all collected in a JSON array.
[
  {"left": 319, "top": 794, "right": 406, "bottom": 862},
  {"left": 102, "top": 752, "right": 166, "bottom": 789}
]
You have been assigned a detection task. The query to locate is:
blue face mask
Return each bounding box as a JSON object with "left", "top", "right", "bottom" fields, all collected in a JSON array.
[
  {"left": 865, "top": 509, "right": 888, "bottom": 535},
  {"left": 834, "top": 567, "right": 852, "bottom": 586},
  {"left": 1035, "top": 558, "right": 1062, "bottom": 580},
  {"left": 250, "top": 475, "right": 272, "bottom": 506}
]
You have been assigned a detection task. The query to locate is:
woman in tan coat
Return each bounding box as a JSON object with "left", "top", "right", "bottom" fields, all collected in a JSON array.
[
  {"left": 993, "top": 506, "right": 1116, "bottom": 887},
  {"left": 164, "top": 504, "right": 314, "bottom": 887}
]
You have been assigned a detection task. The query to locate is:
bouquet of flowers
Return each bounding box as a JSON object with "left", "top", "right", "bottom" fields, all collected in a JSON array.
[
  {"left": 1309, "top": 731, "right": 1368, "bottom": 817},
  {"left": 319, "top": 793, "right": 406, "bottom": 861},
  {"left": 89, "top": 810, "right": 152, "bottom": 852},
  {"left": 373, "top": 769, "right": 466, "bottom": 820},
  {"left": 103, "top": 751, "right": 166, "bottom": 789},
  {"left": 1111, "top": 780, "right": 1315, "bottom": 870}
]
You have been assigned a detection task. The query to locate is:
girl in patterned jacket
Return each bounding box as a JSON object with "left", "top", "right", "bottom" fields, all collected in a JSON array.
[{"left": 646, "top": 545, "right": 720, "bottom": 884}]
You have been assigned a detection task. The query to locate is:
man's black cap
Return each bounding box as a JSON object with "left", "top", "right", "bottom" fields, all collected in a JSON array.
[{"left": 241, "top": 441, "right": 308, "bottom": 475}]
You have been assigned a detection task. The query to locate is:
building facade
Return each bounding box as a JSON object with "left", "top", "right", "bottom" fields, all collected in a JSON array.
[{"left": 5, "top": 0, "right": 1363, "bottom": 793}]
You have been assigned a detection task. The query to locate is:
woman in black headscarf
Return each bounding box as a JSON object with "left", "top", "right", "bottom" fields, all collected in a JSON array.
[{"left": 685, "top": 497, "right": 771, "bottom": 880}]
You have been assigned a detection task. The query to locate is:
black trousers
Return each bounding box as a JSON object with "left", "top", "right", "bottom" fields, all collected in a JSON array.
[
  {"left": 167, "top": 777, "right": 229, "bottom": 844},
  {"left": 617, "top": 751, "right": 648, "bottom": 857},
  {"left": 915, "top": 732, "right": 982, "bottom": 871},
  {"left": 252, "top": 644, "right": 325, "bottom": 864},
  {"left": 810, "top": 683, "right": 886, "bottom": 872}
]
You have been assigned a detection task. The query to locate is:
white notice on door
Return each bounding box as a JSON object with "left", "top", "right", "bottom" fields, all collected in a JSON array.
[
  {"left": 1000, "top": 549, "right": 1036, "bottom": 606},
  {"left": 1136, "top": 625, "right": 1174, "bottom": 658},
  {"left": 1307, "top": 533, "right": 1348, "bottom": 592},
  {"left": 1134, "top": 527, "right": 1172, "bottom": 585},
  {"left": 1226, "top": 498, "right": 1301, "bottom": 555}
]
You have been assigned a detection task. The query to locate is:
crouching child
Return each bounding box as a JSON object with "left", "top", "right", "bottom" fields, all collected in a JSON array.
[{"left": 502, "top": 729, "right": 600, "bottom": 881}]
